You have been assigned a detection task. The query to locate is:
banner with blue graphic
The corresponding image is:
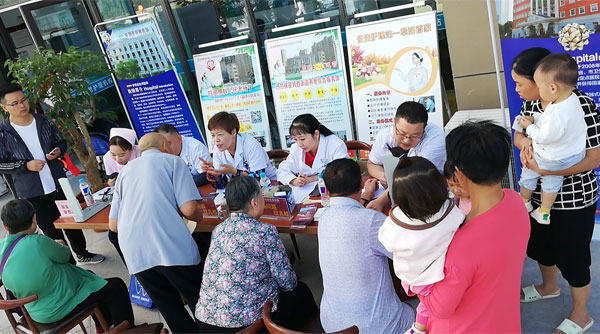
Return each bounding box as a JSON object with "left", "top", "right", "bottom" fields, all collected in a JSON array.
[
  {"left": 97, "top": 19, "right": 204, "bottom": 142},
  {"left": 265, "top": 27, "right": 354, "bottom": 148}
]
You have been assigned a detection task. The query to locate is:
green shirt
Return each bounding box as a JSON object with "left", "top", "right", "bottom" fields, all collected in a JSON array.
[{"left": 0, "top": 233, "right": 107, "bottom": 323}]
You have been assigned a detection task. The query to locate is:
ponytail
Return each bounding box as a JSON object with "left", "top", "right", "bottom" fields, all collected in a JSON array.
[{"left": 289, "top": 113, "right": 333, "bottom": 137}]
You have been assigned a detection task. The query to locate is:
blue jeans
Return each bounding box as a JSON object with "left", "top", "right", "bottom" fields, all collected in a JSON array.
[{"left": 519, "top": 151, "right": 585, "bottom": 193}]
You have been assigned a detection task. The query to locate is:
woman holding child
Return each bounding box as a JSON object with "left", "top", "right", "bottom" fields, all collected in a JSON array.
[{"left": 512, "top": 47, "right": 599, "bottom": 334}]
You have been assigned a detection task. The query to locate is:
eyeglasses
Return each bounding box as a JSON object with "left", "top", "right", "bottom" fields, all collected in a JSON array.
[
  {"left": 3, "top": 97, "right": 28, "bottom": 108},
  {"left": 394, "top": 128, "right": 426, "bottom": 142}
]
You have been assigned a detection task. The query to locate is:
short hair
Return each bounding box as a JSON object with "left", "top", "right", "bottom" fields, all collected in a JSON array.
[
  {"left": 208, "top": 112, "right": 240, "bottom": 134},
  {"left": 391, "top": 157, "right": 448, "bottom": 221},
  {"left": 511, "top": 47, "right": 551, "bottom": 80},
  {"left": 445, "top": 121, "right": 511, "bottom": 185},
  {"left": 109, "top": 136, "right": 133, "bottom": 151},
  {"left": 443, "top": 161, "right": 457, "bottom": 180},
  {"left": 322, "top": 158, "right": 362, "bottom": 197},
  {"left": 0, "top": 83, "right": 23, "bottom": 101},
  {"left": 535, "top": 53, "right": 579, "bottom": 86},
  {"left": 153, "top": 124, "right": 179, "bottom": 135},
  {"left": 395, "top": 101, "right": 428, "bottom": 125},
  {"left": 1, "top": 199, "right": 35, "bottom": 234},
  {"left": 225, "top": 176, "right": 261, "bottom": 212}
]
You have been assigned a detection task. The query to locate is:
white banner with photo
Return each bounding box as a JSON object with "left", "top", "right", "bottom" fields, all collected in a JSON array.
[
  {"left": 193, "top": 43, "right": 272, "bottom": 151},
  {"left": 346, "top": 11, "right": 444, "bottom": 144},
  {"left": 265, "top": 27, "right": 354, "bottom": 148}
]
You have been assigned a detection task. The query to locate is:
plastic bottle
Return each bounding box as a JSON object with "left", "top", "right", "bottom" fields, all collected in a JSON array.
[
  {"left": 248, "top": 172, "right": 255, "bottom": 179},
  {"left": 79, "top": 179, "right": 95, "bottom": 206},
  {"left": 317, "top": 172, "right": 330, "bottom": 207},
  {"left": 259, "top": 172, "right": 270, "bottom": 188}
]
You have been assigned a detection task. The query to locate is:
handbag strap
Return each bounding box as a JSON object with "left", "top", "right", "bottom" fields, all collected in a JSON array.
[{"left": 0, "top": 235, "right": 26, "bottom": 277}]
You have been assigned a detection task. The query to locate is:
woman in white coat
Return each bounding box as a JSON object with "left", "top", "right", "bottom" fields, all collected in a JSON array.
[
  {"left": 201, "top": 112, "right": 277, "bottom": 182},
  {"left": 278, "top": 114, "right": 349, "bottom": 202}
]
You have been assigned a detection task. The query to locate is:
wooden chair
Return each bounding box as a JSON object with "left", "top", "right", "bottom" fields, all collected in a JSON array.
[
  {"left": 106, "top": 320, "right": 169, "bottom": 333},
  {"left": 266, "top": 149, "right": 302, "bottom": 260},
  {"left": 262, "top": 300, "right": 359, "bottom": 334},
  {"left": 236, "top": 318, "right": 265, "bottom": 334},
  {"left": 0, "top": 280, "right": 109, "bottom": 334}
]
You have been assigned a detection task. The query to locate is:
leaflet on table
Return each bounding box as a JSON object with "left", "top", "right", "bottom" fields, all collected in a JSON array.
[
  {"left": 345, "top": 12, "right": 443, "bottom": 145},
  {"left": 290, "top": 181, "right": 318, "bottom": 204},
  {"left": 265, "top": 27, "right": 354, "bottom": 148},
  {"left": 193, "top": 44, "right": 272, "bottom": 151},
  {"left": 98, "top": 20, "right": 205, "bottom": 143}
]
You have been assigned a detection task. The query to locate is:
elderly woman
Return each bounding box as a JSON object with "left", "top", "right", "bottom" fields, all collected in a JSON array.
[
  {"left": 0, "top": 199, "right": 134, "bottom": 330},
  {"left": 195, "top": 176, "right": 317, "bottom": 332},
  {"left": 512, "top": 47, "right": 599, "bottom": 334}
]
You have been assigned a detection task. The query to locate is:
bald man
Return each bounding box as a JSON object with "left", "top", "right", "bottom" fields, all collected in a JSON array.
[{"left": 109, "top": 132, "right": 204, "bottom": 333}]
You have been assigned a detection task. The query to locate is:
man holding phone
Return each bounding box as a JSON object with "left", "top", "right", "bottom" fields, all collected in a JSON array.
[{"left": 0, "top": 83, "right": 104, "bottom": 265}]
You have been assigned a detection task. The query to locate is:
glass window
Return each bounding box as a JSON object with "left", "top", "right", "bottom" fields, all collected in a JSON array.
[
  {"left": 97, "top": 0, "right": 135, "bottom": 21},
  {"left": 570, "top": 8, "right": 576, "bottom": 15},
  {"left": 591, "top": 3, "right": 599, "bottom": 12},
  {"left": 560, "top": 11, "right": 565, "bottom": 18},
  {"left": 579, "top": 6, "right": 585, "bottom": 14},
  {"left": 560, "top": 0, "right": 564, "bottom": 5}
]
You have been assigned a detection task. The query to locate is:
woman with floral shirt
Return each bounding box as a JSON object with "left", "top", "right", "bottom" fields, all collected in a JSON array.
[{"left": 195, "top": 176, "right": 317, "bottom": 332}]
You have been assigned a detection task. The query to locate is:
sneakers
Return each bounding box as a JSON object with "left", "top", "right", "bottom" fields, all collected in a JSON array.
[
  {"left": 531, "top": 208, "right": 550, "bottom": 225},
  {"left": 524, "top": 201, "right": 534, "bottom": 212},
  {"left": 77, "top": 252, "right": 105, "bottom": 265}
]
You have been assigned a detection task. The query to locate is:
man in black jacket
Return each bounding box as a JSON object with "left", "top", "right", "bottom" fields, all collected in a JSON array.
[{"left": 0, "top": 83, "right": 104, "bottom": 264}]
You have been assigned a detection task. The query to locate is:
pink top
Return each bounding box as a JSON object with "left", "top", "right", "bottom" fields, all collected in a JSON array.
[
  {"left": 420, "top": 189, "right": 530, "bottom": 333},
  {"left": 102, "top": 128, "right": 140, "bottom": 175}
]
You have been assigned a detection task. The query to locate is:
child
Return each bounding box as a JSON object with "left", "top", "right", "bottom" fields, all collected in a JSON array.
[
  {"left": 444, "top": 162, "right": 471, "bottom": 215},
  {"left": 378, "top": 156, "right": 465, "bottom": 334},
  {"left": 516, "top": 53, "right": 586, "bottom": 224}
]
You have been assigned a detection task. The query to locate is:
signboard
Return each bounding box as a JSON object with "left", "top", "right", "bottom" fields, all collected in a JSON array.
[
  {"left": 193, "top": 43, "right": 272, "bottom": 150},
  {"left": 265, "top": 27, "right": 354, "bottom": 148},
  {"left": 97, "top": 19, "right": 205, "bottom": 142},
  {"left": 346, "top": 12, "right": 444, "bottom": 145}
]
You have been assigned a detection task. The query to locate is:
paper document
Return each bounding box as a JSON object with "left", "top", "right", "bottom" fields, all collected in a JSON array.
[{"left": 291, "top": 181, "right": 318, "bottom": 204}]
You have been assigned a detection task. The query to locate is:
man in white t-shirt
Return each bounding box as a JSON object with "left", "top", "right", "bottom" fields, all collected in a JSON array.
[
  {"left": 0, "top": 83, "right": 104, "bottom": 265},
  {"left": 367, "top": 101, "right": 446, "bottom": 211}
]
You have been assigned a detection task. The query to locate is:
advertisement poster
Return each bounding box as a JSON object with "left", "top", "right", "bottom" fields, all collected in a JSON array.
[
  {"left": 498, "top": 3, "right": 600, "bottom": 187},
  {"left": 192, "top": 44, "right": 272, "bottom": 151},
  {"left": 98, "top": 20, "right": 204, "bottom": 142},
  {"left": 264, "top": 27, "right": 354, "bottom": 148},
  {"left": 346, "top": 11, "right": 444, "bottom": 144}
]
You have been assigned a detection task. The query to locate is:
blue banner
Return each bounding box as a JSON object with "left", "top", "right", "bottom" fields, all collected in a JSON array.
[{"left": 117, "top": 69, "right": 204, "bottom": 141}]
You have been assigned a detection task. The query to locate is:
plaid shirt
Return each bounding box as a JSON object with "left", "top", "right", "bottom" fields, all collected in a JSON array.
[{"left": 519, "top": 89, "right": 600, "bottom": 210}]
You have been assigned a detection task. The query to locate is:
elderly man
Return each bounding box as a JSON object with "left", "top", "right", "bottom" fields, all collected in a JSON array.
[
  {"left": 154, "top": 124, "right": 211, "bottom": 186},
  {"left": 318, "top": 158, "right": 415, "bottom": 333},
  {"left": 367, "top": 101, "right": 446, "bottom": 211},
  {"left": 109, "top": 133, "right": 204, "bottom": 333}
]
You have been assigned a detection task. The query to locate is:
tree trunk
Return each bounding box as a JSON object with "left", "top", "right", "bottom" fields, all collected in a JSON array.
[{"left": 68, "top": 126, "right": 103, "bottom": 193}]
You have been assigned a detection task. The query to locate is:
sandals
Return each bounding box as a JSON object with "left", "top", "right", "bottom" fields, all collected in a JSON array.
[
  {"left": 555, "top": 318, "right": 594, "bottom": 334},
  {"left": 520, "top": 284, "right": 560, "bottom": 303}
]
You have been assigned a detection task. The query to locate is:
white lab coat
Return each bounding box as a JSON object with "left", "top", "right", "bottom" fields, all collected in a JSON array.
[
  {"left": 212, "top": 133, "right": 277, "bottom": 180},
  {"left": 278, "top": 134, "right": 348, "bottom": 202}
]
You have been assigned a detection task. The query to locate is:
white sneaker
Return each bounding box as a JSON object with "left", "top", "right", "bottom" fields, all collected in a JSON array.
[
  {"left": 524, "top": 201, "right": 534, "bottom": 212},
  {"left": 531, "top": 208, "right": 550, "bottom": 225}
]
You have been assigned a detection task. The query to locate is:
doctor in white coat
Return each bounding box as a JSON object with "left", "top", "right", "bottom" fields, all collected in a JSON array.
[
  {"left": 201, "top": 112, "right": 277, "bottom": 181},
  {"left": 278, "top": 114, "right": 349, "bottom": 202}
]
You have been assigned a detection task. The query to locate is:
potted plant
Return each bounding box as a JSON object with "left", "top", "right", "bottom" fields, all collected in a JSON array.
[{"left": 6, "top": 46, "right": 114, "bottom": 192}]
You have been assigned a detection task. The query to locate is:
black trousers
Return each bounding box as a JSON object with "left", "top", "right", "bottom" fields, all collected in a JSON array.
[
  {"left": 195, "top": 281, "right": 318, "bottom": 333},
  {"left": 135, "top": 265, "right": 203, "bottom": 333},
  {"left": 27, "top": 190, "right": 87, "bottom": 261},
  {"left": 107, "top": 230, "right": 126, "bottom": 265},
  {"left": 49, "top": 277, "right": 134, "bottom": 329}
]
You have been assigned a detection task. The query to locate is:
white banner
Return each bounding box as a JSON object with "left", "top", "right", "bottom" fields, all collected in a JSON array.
[
  {"left": 193, "top": 43, "right": 272, "bottom": 151},
  {"left": 265, "top": 27, "right": 354, "bottom": 148},
  {"left": 346, "top": 12, "right": 444, "bottom": 144}
]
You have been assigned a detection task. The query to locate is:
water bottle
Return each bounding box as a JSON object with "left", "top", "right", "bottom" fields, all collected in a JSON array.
[
  {"left": 259, "top": 172, "right": 270, "bottom": 188},
  {"left": 317, "top": 172, "right": 330, "bottom": 207},
  {"left": 248, "top": 172, "right": 255, "bottom": 179},
  {"left": 79, "top": 179, "right": 95, "bottom": 206}
]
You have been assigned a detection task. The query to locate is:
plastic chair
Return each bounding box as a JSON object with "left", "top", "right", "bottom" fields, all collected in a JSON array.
[
  {"left": 262, "top": 300, "right": 359, "bottom": 334},
  {"left": 0, "top": 279, "right": 110, "bottom": 334},
  {"left": 106, "top": 320, "right": 169, "bottom": 333}
]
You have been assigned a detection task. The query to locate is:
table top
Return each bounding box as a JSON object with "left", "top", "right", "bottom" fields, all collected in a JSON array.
[{"left": 54, "top": 184, "right": 318, "bottom": 236}]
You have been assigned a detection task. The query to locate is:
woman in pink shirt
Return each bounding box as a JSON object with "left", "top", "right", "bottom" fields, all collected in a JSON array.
[
  {"left": 102, "top": 128, "right": 140, "bottom": 186},
  {"left": 419, "top": 121, "right": 530, "bottom": 333}
]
